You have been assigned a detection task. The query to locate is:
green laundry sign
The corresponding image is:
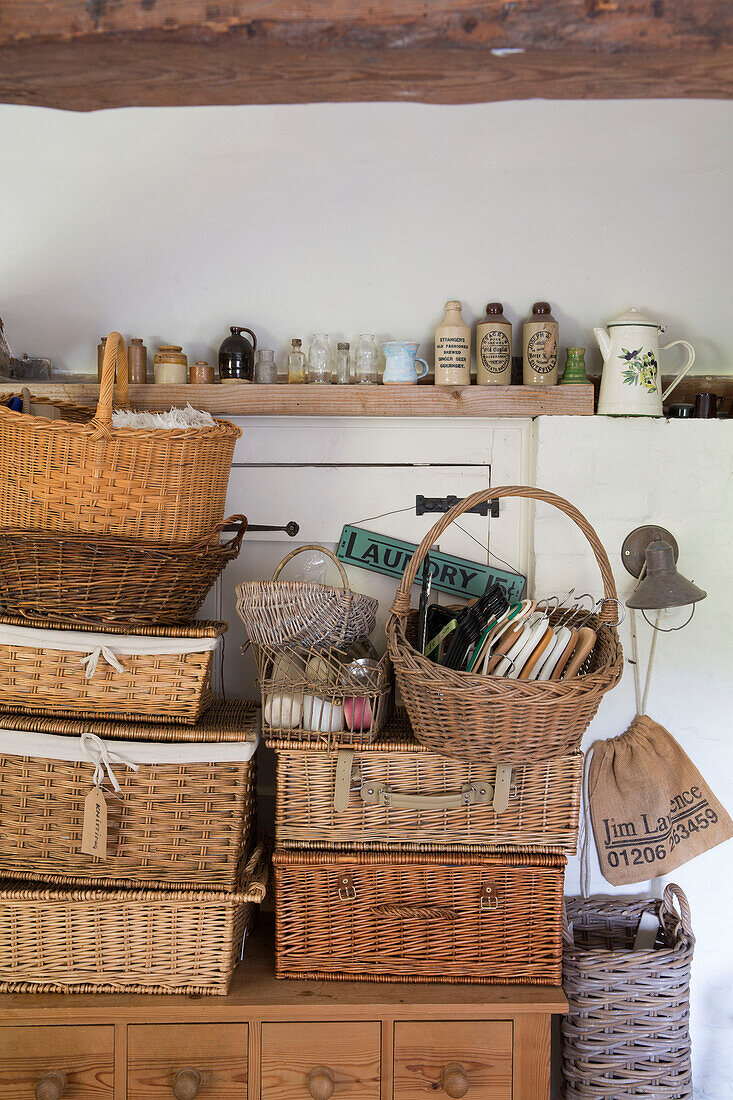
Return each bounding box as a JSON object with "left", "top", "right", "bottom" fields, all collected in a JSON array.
[{"left": 337, "top": 525, "right": 525, "bottom": 602}]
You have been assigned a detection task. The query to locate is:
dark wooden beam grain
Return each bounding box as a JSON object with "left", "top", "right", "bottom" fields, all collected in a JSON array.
[{"left": 0, "top": 1, "right": 730, "bottom": 108}]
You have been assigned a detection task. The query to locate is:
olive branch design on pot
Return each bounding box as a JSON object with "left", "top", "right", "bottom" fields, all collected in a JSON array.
[{"left": 619, "top": 347, "right": 659, "bottom": 393}]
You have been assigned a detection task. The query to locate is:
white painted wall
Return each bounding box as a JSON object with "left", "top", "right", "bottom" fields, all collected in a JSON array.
[
  {"left": 1, "top": 99, "right": 731, "bottom": 377},
  {"left": 533, "top": 417, "right": 733, "bottom": 1100}
]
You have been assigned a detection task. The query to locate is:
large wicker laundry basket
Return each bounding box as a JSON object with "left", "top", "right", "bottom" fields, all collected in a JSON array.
[
  {"left": 562, "top": 885, "right": 694, "bottom": 1100},
  {"left": 0, "top": 332, "right": 241, "bottom": 543}
]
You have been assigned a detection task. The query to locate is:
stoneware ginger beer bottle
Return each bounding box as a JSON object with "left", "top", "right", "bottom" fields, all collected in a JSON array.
[
  {"left": 476, "top": 303, "right": 512, "bottom": 385},
  {"left": 523, "top": 302, "right": 559, "bottom": 385},
  {"left": 435, "top": 301, "right": 471, "bottom": 385}
]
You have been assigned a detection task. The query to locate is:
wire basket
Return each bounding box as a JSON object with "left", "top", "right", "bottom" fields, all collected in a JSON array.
[
  {"left": 237, "top": 545, "right": 378, "bottom": 650},
  {"left": 386, "top": 486, "right": 623, "bottom": 764},
  {"left": 0, "top": 516, "right": 247, "bottom": 626}
]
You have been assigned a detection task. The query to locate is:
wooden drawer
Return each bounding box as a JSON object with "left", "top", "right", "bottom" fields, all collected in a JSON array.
[
  {"left": 261, "top": 1021, "right": 380, "bottom": 1098},
  {"left": 394, "top": 1021, "right": 512, "bottom": 1099},
  {"left": 127, "top": 1024, "right": 247, "bottom": 1098},
  {"left": 0, "top": 1024, "right": 114, "bottom": 1098}
]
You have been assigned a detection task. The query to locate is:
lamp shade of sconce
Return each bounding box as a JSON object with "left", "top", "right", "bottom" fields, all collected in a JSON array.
[{"left": 622, "top": 525, "right": 707, "bottom": 612}]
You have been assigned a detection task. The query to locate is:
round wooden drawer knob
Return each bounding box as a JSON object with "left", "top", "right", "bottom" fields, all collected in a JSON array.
[
  {"left": 173, "top": 1067, "right": 203, "bottom": 1099},
  {"left": 308, "top": 1065, "right": 335, "bottom": 1100},
  {"left": 35, "top": 1072, "right": 67, "bottom": 1100},
  {"left": 442, "top": 1062, "right": 470, "bottom": 1098}
]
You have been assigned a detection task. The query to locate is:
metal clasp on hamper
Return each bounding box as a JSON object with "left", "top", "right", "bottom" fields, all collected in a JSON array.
[
  {"left": 480, "top": 885, "right": 500, "bottom": 911},
  {"left": 337, "top": 872, "right": 357, "bottom": 902}
]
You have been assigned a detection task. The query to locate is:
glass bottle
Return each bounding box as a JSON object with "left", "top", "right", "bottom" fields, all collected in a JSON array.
[
  {"left": 336, "top": 342, "right": 351, "bottom": 385},
  {"left": 288, "top": 339, "right": 307, "bottom": 383},
  {"left": 255, "top": 348, "right": 278, "bottom": 384},
  {"left": 355, "top": 334, "right": 379, "bottom": 384},
  {"left": 308, "top": 334, "right": 335, "bottom": 384}
]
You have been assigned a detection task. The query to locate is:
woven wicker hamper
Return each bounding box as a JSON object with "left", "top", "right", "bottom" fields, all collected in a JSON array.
[
  {"left": 0, "top": 842, "right": 268, "bottom": 996},
  {"left": 562, "top": 885, "right": 694, "bottom": 1100},
  {"left": 0, "top": 614, "right": 226, "bottom": 725},
  {"left": 0, "top": 715, "right": 259, "bottom": 891},
  {"left": 272, "top": 709, "right": 582, "bottom": 854},
  {"left": 274, "top": 847, "right": 566, "bottom": 985}
]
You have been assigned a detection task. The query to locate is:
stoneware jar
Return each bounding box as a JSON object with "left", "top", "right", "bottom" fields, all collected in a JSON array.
[
  {"left": 219, "top": 326, "right": 257, "bottom": 383},
  {"left": 190, "top": 360, "right": 215, "bottom": 384},
  {"left": 154, "top": 345, "right": 188, "bottom": 385}
]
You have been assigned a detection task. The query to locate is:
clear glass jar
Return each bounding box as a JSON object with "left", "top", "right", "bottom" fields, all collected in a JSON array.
[
  {"left": 308, "top": 333, "right": 334, "bottom": 384},
  {"left": 336, "top": 342, "right": 351, "bottom": 385},
  {"left": 355, "top": 334, "right": 379, "bottom": 384},
  {"left": 288, "top": 339, "right": 307, "bottom": 383},
  {"left": 255, "top": 348, "right": 278, "bottom": 384}
]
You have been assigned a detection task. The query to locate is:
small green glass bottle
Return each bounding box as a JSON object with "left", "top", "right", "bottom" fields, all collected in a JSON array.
[{"left": 559, "top": 346, "right": 588, "bottom": 385}]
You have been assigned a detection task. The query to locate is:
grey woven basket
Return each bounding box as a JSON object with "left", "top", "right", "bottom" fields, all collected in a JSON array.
[{"left": 562, "top": 884, "right": 694, "bottom": 1100}]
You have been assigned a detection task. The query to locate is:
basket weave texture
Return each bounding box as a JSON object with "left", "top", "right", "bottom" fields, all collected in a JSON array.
[
  {"left": 274, "top": 847, "right": 565, "bottom": 985},
  {"left": 0, "top": 698, "right": 259, "bottom": 744},
  {"left": 237, "top": 545, "right": 378, "bottom": 650},
  {"left": 562, "top": 885, "right": 694, "bottom": 1100},
  {"left": 272, "top": 708, "right": 582, "bottom": 853},
  {"left": 0, "top": 515, "right": 247, "bottom": 626},
  {"left": 387, "top": 486, "right": 623, "bottom": 764},
  {"left": 0, "top": 841, "right": 268, "bottom": 996},
  {"left": 0, "top": 614, "right": 226, "bottom": 725},
  {"left": 0, "top": 731, "right": 258, "bottom": 892},
  {"left": 0, "top": 332, "right": 241, "bottom": 543}
]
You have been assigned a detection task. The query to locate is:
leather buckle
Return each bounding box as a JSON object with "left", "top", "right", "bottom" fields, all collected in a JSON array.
[
  {"left": 337, "top": 872, "right": 357, "bottom": 902},
  {"left": 480, "top": 884, "right": 500, "bottom": 911}
]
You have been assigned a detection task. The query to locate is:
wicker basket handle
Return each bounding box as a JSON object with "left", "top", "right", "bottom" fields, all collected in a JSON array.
[
  {"left": 190, "top": 514, "right": 248, "bottom": 553},
  {"left": 389, "top": 486, "right": 618, "bottom": 624},
  {"left": 371, "top": 903, "right": 457, "bottom": 921},
  {"left": 271, "top": 544, "right": 349, "bottom": 589},
  {"left": 660, "top": 882, "right": 694, "bottom": 941},
  {"left": 91, "top": 331, "right": 131, "bottom": 433}
]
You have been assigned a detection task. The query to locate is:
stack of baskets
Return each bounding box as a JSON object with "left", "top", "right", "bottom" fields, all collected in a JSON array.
[
  {"left": 0, "top": 333, "right": 268, "bottom": 995},
  {"left": 268, "top": 488, "right": 623, "bottom": 986}
]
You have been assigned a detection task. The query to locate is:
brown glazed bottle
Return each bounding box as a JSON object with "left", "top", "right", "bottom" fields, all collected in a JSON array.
[
  {"left": 128, "top": 338, "right": 147, "bottom": 384},
  {"left": 476, "top": 303, "right": 512, "bottom": 385},
  {"left": 523, "top": 302, "right": 559, "bottom": 385},
  {"left": 96, "top": 336, "right": 107, "bottom": 382}
]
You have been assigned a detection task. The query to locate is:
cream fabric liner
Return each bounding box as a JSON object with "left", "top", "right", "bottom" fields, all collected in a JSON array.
[
  {"left": 0, "top": 728, "right": 259, "bottom": 765},
  {"left": 0, "top": 623, "right": 221, "bottom": 656}
]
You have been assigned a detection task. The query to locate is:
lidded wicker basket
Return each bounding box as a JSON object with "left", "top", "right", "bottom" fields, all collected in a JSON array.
[
  {"left": 237, "top": 545, "right": 378, "bottom": 650},
  {"left": 562, "top": 885, "right": 694, "bottom": 1100},
  {"left": 0, "top": 332, "right": 241, "bottom": 544},
  {"left": 386, "top": 486, "right": 623, "bottom": 764}
]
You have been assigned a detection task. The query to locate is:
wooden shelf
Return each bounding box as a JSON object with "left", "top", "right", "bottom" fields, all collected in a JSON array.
[
  {"left": 0, "top": 382, "right": 594, "bottom": 418},
  {"left": 0, "top": 1, "right": 729, "bottom": 109}
]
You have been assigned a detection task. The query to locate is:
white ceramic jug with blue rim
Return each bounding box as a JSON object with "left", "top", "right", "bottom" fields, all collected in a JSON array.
[{"left": 595, "top": 307, "right": 695, "bottom": 417}]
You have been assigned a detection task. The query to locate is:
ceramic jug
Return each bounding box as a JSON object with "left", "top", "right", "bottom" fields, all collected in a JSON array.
[
  {"left": 595, "top": 307, "right": 695, "bottom": 416},
  {"left": 382, "top": 342, "right": 429, "bottom": 384}
]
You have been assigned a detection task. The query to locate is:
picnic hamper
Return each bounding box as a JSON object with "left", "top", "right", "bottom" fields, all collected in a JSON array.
[
  {"left": 0, "top": 698, "right": 260, "bottom": 744},
  {"left": 0, "top": 613, "right": 226, "bottom": 725},
  {"left": 0, "top": 331, "right": 241, "bottom": 543},
  {"left": 0, "top": 720, "right": 259, "bottom": 890},
  {"left": 3, "top": 388, "right": 93, "bottom": 423},
  {"left": 273, "top": 708, "right": 582, "bottom": 853},
  {"left": 0, "top": 515, "right": 247, "bottom": 626},
  {"left": 256, "top": 639, "right": 392, "bottom": 748},
  {"left": 274, "top": 847, "right": 565, "bottom": 985},
  {"left": 237, "top": 545, "right": 378, "bottom": 650},
  {"left": 0, "top": 840, "right": 268, "bottom": 996},
  {"left": 386, "top": 486, "right": 623, "bottom": 764},
  {"left": 562, "top": 885, "right": 694, "bottom": 1100}
]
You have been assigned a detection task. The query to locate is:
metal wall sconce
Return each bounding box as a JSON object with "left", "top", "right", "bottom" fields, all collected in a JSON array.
[{"left": 622, "top": 525, "right": 706, "bottom": 631}]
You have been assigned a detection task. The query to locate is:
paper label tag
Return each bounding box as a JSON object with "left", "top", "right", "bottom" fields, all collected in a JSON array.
[{"left": 81, "top": 787, "right": 108, "bottom": 859}]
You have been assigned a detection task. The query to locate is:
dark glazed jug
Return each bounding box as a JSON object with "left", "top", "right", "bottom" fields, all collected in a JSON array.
[{"left": 219, "top": 326, "right": 257, "bottom": 382}]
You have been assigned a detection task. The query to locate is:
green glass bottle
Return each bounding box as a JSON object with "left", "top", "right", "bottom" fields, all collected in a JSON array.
[{"left": 560, "top": 346, "right": 588, "bottom": 385}]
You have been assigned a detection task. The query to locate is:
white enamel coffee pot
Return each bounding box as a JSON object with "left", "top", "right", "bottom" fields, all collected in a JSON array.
[{"left": 594, "top": 307, "right": 695, "bottom": 417}]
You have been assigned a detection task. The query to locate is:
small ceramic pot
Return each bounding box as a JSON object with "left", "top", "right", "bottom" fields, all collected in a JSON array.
[{"left": 154, "top": 345, "right": 188, "bottom": 385}]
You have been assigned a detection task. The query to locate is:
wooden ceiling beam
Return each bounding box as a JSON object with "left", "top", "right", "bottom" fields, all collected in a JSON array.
[{"left": 0, "top": 2, "right": 730, "bottom": 109}]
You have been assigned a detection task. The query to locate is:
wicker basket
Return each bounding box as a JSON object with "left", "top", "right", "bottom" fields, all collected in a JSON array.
[
  {"left": 0, "top": 332, "right": 241, "bottom": 543},
  {"left": 0, "top": 841, "right": 268, "bottom": 996},
  {"left": 256, "top": 640, "right": 392, "bottom": 748},
  {"left": 0, "top": 698, "right": 259, "bottom": 744},
  {"left": 272, "top": 708, "right": 582, "bottom": 853},
  {"left": 0, "top": 613, "right": 226, "bottom": 725},
  {"left": 0, "top": 720, "right": 259, "bottom": 890},
  {"left": 274, "top": 847, "right": 565, "bottom": 985},
  {"left": 3, "top": 388, "right": 94, "bottom": 423},
  {"left": 386, "top": 486, "right": 623, "bottom": 764},
  {"left": 237, "top": 545, "right": 378, "bottom": 650},
  {"left": 562, "top": 886, "right": 694, "bottom": 1100},
  {"left": 0, "top": 515, "right": 247, "bottom": 626}
]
